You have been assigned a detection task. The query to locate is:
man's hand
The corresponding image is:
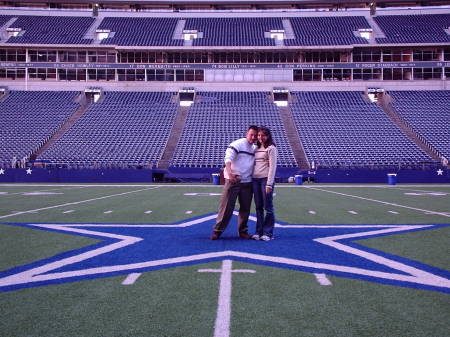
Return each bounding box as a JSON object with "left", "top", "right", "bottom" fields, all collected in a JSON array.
[
  {"left": 265, "top": 185, "right": 272, "bottom": 194},
  {"left": 229, "top": 174, "right": 241, "bottom": 184}
]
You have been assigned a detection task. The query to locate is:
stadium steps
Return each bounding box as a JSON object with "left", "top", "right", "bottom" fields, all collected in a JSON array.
[
  {"left": 0, "top": 17, "right": 18, "bottom": 42},
  {"left": 378, "top": 94, "right": 441, "bottom": 162},
  {"left": 32, "top": 96, "right": 92, "bottom": 160},
  {"left": 278, "top": 106, "right": 309, "bottom": 170},
  {"left": 282, "top": 19, "right": 296, "bottom": 40},
  {"left": 157, "top": 106, "right": 189, "bottom": 169},
  {"left": 365, "top": 16, "right": 387, "bottom": 40},
  {"left": 83, "top": 16, "right": 106, "bottom": 43},
  {"left": 173, "top": 19, "right": 186, "bottom": 44}
]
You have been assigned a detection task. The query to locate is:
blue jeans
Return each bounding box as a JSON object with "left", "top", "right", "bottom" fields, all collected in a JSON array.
[{"left": 252, "top": 177, "right": 275, "bottom": 238}]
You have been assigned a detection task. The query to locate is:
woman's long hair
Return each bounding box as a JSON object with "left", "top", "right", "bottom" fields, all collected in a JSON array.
[{"left": 257, "top": 126, "right": 276, "bottom": 148}]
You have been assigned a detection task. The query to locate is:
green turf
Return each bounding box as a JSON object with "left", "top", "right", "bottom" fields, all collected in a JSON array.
[
  {"left": 0, "top": 264, "right": 218, "bottom": 337},
  {"left": 0, "top": 223, "right": 99, "bottom": 272},
  {"left": 233, "top": 261, "right": 449, "bottom": 337},
  {"left": 0, "top": 183, "right": 449, "bottom": 337}
]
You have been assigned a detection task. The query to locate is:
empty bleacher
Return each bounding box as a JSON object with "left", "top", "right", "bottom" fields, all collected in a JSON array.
[
  {"left": 389, "top": 90, "right": 449, "bottom": 159},
  {"left": 0, "top": 15, "right": 11, "bottom": 27},
  {"left": 6, "top": 16, "right": 94, "bottom": 44},
  {"left": 170, "top": 91, "right": 297, "bottom": 168},
  {"left": 1, "top": 13, "right": 449, "bottom": 46},
  {"left": 39, "top": 91, "right": 178, "bottom": 168},
  {"left": 184, "top": 18, "right": 283, "bottom": 46},
  {"left": 284, "top": 16, "right": 371, "bottom": 46},
  {"left": 290, "top": 91, "right": 434, "bottom": 168},
  {"left": 98, "top": 17, "right": 183, "bottom": 46},
  {"left": 0, "top": 91, "right": 80, "bottom": 166},
  {"left": 374, "top": 14, "right": 450, "bottom": 43}
]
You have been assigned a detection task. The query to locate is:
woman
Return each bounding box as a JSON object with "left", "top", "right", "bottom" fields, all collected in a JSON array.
[{"left": 251, "top": 126, "right": 278, "bottom": 241}]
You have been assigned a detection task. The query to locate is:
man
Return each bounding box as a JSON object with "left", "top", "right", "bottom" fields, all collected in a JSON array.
[{"left": 210, "top": 125, "right": 258, "bottom": 240}]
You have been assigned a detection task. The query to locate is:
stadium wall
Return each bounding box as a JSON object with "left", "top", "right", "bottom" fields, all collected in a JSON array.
[{"left": 0, "top": 167, "right": 448, "bottom": 183}]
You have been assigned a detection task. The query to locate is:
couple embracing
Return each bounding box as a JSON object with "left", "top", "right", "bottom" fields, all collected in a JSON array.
[{"left": 210, "top": 125, "right": 278, "bottom": 241}]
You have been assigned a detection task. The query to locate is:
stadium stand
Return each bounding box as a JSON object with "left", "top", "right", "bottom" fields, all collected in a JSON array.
[
  {"left": 0, "top": 15, "right": 11, "bottom": 27},
  {"left": 6, "top": 16, "right": 94, "bottom": 45},
  {"left": 98, "top": 17, "right": 183, "bottom": 46},
  {"left": 0, "top": 91, "right": 80, "bottom": 166},
  {"left": 374, "top": 14, "right": 450, "bottom": 43},
  {"left": 184, "top": 18, "right": 283, "bottom": 46},
  {"left": 290, "top": 91, "right": 435, "bottom": 168},
  {"left": 39, "top": 91, "right": 178, "bottom": 168},
  {"left": 170, "top": 92, "right": 297, "bottom": 168},
  {"left": 284, "top": 16, "right": 371, "bottom": 46},
  {"left": 389, "top": 90, "right": 450, "bottom": 159},
  {"left": 0, "top": 5, "right": 448, "bottom": 178}
]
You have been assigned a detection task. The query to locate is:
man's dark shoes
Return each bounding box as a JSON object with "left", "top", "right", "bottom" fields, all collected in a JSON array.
[
  {"left": 210, "top": 232, "right": 221, "bottom": 240},
  {"left": 239, "top": 232, "right": 252, "bottom": 240}
]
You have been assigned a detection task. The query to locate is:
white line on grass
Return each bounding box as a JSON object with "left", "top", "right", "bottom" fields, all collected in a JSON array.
[
  {"left": 348, "top": 211, "right": 358, "bottom": 215},
  {"left": 145, "top": 210, "right": 152, "bottom": 214},
  {"left": 122, "top": 273, "right": 142, "bottom": 285},
  {"left": 185, "top": 210, "right": 193, "bottom": 214},
  {"left": 4, "top": 186, "right": 87, "bottom": 196},
  {"left": 63, "top": 210, "right": 75, "bottom": 214},
  {"left": 309, "top": 210, "right": 316, "bottom": 215},
  {"left": 305, "top": 187, "right": 450, "bottom": 218},
  {"left": 388, "top": 211, "right": 399, "bottom": 214},
  {"left": 103, "top": 210, "right": 113, "bottom": 214},
  {"left": 0, "top": 186, "right": 161, "bottom": 220},
  {"left": 198, "top": 260, "right": 255, "bottom": 337},
  {"left": 314, "top": 273, "right": 332, "bottom": 286}
]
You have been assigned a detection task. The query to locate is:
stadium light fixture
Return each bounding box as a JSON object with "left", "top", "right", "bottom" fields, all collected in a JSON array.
[
  {"left": 273, "top": 89, "right": 289, "bottom": 107},
  {"left": 179, "top": 89, "right": 195, "bottom": 107},
  {"left": 96, "top": 29, "right": 111, "bottom": 41},
  {"left": 270, "top": 30, "right": 285, "bottom": 41},
  {"left": 367, "top": 88, "right": 384, "bottom": 102},
  {"left": 183, "top": 30, "right": 198, "bottom": 41},
  {"left": 357, "top": 28, "right": 373, "bottom": 40},
  {"left": 6, "top": 27, "right": 22, "bottom": 38}
]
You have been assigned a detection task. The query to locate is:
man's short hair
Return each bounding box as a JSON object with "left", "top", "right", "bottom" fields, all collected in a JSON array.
[{"left": 248, "top": 125, "right": 258, "bottom": 132}]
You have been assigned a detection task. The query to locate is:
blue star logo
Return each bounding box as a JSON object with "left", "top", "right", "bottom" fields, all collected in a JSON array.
[{"left": 1, "top": 214, "right": 449, "bottom": 293}]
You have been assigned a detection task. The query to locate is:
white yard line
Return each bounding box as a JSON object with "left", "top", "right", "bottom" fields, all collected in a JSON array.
[
  {"left": 388, "top": 211, "right": 399, "bottom": 214},
  {"left": 305, "top": 187, "right": 450, "bottom": 218},
  {"left": 2, "top": 186, "right": 87, "bottom": 196},
  {"left": 122, "top": 273, "right": 142, "bottom": 285},
  {"left": 63, "top": 210, "right": 75, "bottom": 214},
  {"left": 314, "top": 273, "right": 332, "bottom": 286},
  {"left": 391, "top": 187, "right": 449, "bottom": 194},
  {"left": 0, "top": 186, "right": 160, "bottom": 220},
  {"left": 198, "top": 260, "right": 255, "bottom": 337}
]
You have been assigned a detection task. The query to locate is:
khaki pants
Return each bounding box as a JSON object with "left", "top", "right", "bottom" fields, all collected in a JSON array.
[{"left": 213, "top": 180, "right": 253, "bottom": 235}]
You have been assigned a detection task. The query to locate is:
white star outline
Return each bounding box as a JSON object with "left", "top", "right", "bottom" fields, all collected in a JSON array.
[{"left": 0, "top": 213, "right": 449, "bottom": 292}]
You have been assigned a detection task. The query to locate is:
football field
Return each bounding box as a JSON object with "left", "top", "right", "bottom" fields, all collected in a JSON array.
[{"left": 0, "top": 183, "right": 449, "bottom": 337}]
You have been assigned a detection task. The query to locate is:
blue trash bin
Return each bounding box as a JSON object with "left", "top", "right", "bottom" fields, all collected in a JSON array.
[
  {"left": 387, "top": 173, "right": 397, "bottom": 185},
  {"left": 295, "top": 174, "right": 303, "bottom": 185},
  {"left": 212, "top": 173, "right": 220, "bottom": 185}
]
